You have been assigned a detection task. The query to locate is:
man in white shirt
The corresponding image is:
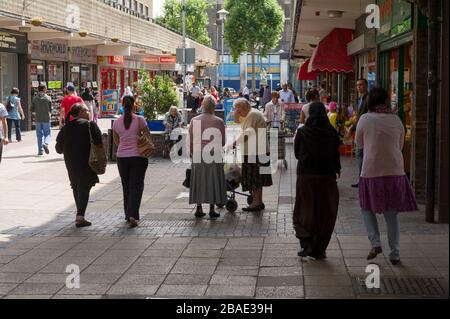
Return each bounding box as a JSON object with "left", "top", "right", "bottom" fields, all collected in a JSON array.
[
  {"left": 0, "top": 103, "right": 9, "bottom": 164},
  {"left": 190, "top": 82, "right": 201, "bottom": 98},
  {"left": 279, "top": 84, "right": 295, "bottom": 103}
]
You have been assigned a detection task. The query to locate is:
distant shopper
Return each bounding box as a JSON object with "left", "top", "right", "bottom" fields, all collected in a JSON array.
[
  {"left": 356, "top": 87, "right": 418, "bottom": 265},
  {"left": 0, "top": 103, "right": 8, "bottom": 164},
  {"left": 188, "top": 95, "right": 227, "bottom": 218},
  {"left": 327, "top": 102, "right": 338, "bottom": 129},
  {"left": 260, "top": 85, "right": 272, "bottom": 112},
  {"left": 81, "top": 87, "right": 95, "bottom": 122},
  {"left": 31, "top": 85, "right": 52, "bottom": 155},
  {"left": 319, "top": 83, "right": 327, "bottom": 104},
  {"left": 113, "top": 96, "right": 150, "bottom": 228},
  {"left": 279, "top": 84, "right": 295, "bottom": 103},
  {"left": 6, "top": 88, "right": 25, "bottom": 142},
  {"left": 288, "top": 82, "right": 299, "bottom": 103},
  {"left": 242, "top": 84, "right": 250, "bottom": 100},
  {"left": 56, "top": 103, "right": 104, "bottom": 228},
  {"left": 59, "top": 85, "right": 83, "bottom": 128},
  {"left": 263, "top": 91, "right": 285, "bottom": 129},
  {"left": 348, "top": 78, "right": 369, "bottom": 188},
  {"left": 293, "top": 102, "right": 341, "bottom": 260},
  {"left": 299, "top": 89, "right": 320, "bottom": 124}
]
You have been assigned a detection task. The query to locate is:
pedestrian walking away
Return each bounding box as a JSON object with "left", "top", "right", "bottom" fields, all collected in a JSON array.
[
  {"left": 293, "top": 102, "right": 341, "bottom": 260},
  {"left": 81, "top": 87, "right": 96, "bottom": 122},
  {"left": 5, "top": 87, "right": 25, "bottom": 142},
  {"left": 113, "top": 96, "right": 150, "bottom": 228},
  {"left": 56, "top": 103, "right": 104, "bottom": 228},
  {"left": 59, "top": 85, "right": 84, "bottom": 128},
  {"left": 31, "top": 85, "right": 52, "bottom": 155},
  {"left": 0, "top": 103, "right": 9, "bottom": 164},
  {"left": 188, "top": 95, "right": 227, "bottom": 218},
  {"left": 356, "top": 87, "right": 418, "bottom": 265}
]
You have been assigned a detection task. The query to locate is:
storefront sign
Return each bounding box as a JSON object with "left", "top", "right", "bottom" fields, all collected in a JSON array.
[
  {"left": 283, "top": 103, "right": 303, "bottom": 136},
  {"left": 70, "top": 46, "right": 97, "bottom": 64},
  {"left": 160, "top": 56, "right": 176, "bottom": 63},
  {"left": 142, "top": 56, "right": 159, "bottom": 64},
  {"left": 377, "top": 0, "right": 411, "bottom": 43},
  {"left": 0, "top": 30, "right": 27, "bottom": 53},
  {"left": 31, "top": 40, "right": 68, "bottom": 61},
  {"left": 109, "top": 56, "right": 125, "bottom": 65},
  {"left": 101, "top": 89, "right": 120, "bottom": 116}
]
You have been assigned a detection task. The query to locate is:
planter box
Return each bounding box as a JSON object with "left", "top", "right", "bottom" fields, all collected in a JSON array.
[{"left": 147, "top": 120, "right": 165, "bottom": 131}]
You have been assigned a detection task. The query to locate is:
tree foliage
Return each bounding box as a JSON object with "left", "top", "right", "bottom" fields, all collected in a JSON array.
[
  {"left": 223, "top": 0, "right": 285, "bottom": 61},
  {"left": 156, "top": 0, "right": 213, "bottom": 47},
  {"left": 139, "top": 71, "right": 179, "bottom": 121}
]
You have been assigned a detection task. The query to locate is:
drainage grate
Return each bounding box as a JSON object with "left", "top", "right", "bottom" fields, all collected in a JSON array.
[{"left": 352, "top": 277, "right": 447, "bottom": 297}]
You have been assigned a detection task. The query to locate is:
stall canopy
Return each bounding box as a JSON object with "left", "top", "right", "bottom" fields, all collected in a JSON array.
[
  {"left": 297, "top": 59, "right": 318, "bottom": 80},
  {"left": 309, "top": 28, "right": 354, "bottom": 73}
]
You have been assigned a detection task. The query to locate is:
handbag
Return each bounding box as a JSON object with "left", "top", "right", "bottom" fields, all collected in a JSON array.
[
  {"left": 88, "top": 122, "right": 107, "bottom": 175},
  {"left": 5, "top": 97, "right": 12, "bottom": 112},
  {"left": 137, "top": 125, "right": 155, "bottom": 158},
  {"left": 182, "top": 166, "right": 191, "bottom": 188}
]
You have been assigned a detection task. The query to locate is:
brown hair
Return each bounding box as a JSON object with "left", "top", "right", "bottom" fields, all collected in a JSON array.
[
  {"left": 123, "top": 95, "right": 135, "bottom": 130},
  {"left": 306, "top": 89, "right": 319, "bottom": 102},
  {"left": 271, "top": 91, "right": 279, "bottom": 99}
]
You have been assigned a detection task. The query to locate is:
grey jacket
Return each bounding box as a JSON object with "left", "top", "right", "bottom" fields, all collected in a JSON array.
[{"left": 31, "top": 93, "right": 52, "bottom": 123}]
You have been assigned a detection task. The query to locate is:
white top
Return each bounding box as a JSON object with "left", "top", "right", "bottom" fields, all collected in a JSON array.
[
  {"left": 279, "top": 89, "right": 295, "bottom": 103},
  {"left": 356, "top": 112, "right": 405, "bottom": 178},
  {"left": 242, "top": 86, "right": 250, "bottom": 96},
  {"left": 190, "top": 85, "right": 201, "bottom": 97},
  {"left": 301, "top": 103, "right": 311, "bottom": 121},
  {"left": 0, "top": 103, "right": 7, "bottom": 139}
]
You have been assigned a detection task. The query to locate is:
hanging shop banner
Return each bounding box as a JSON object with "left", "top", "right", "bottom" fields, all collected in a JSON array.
[
  {"left": 223, "top": 98, "right": 238, "bottom": 127},
  {"left": 283, "top": 103, "right": 303, "bottom": 137},
  {"left": 160, "top": 56, "right": 176, "bottom": 63},
  {"left": 31, "top": 39, "right": 68, "bottom": 61},
  {"left": 70, "top": 46, "right": 97, "bottom": 64},
  {"left": 0, "top": 30, "right": 27, "bottom": 54},
  {"left": 377, "top": 0, "right": 412, "bottom": 43},
  {"left": 101, "top": 89, "right": 120, "bottom": 116}
]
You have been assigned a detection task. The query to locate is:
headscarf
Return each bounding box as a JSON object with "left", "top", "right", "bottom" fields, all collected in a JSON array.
[
  {"left": 328, "top": 102, "right": 337, "bottom": 112},
  {"left": 297, "top": 102, "right": 340, "bottom": 161},
  {"left": 122, "top": 86, "right": 133, "bottom": 99}
]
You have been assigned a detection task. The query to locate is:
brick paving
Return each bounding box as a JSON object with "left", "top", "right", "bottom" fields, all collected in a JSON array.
[{"left": 0, "top": 124, "right": 448, "bottom": 299}]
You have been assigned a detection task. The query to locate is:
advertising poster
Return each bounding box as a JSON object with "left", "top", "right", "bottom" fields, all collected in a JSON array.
[
  {"left": 101, "top": 89, "right": 120, "bottom": 116},
  {"left": 223, "top": 98, "right": 237, "bottom": 127},
  {"left": 283, "top": 103, "right": 303, "bottom": 136}
]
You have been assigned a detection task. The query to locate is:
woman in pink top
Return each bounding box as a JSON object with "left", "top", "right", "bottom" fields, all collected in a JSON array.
[
  {"left": 113, "top": 96, "right": 151, "bottom": 227},
  {"left": 356, "top": 87, "right": 417, "bottom": 265}
]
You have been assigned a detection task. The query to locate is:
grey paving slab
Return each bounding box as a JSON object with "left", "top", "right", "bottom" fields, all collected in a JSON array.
[
  {"left": 257, "top": 276, "right": 303, "bottom": 287},
  {"left": 142, "top": 249, "right": 184, "bottom": 257},
  {"left": 210, "top": 275, "right": 257, "bottom": 286},
  {"left": 260, "top": 257, "right": 302, "bottom": 267},
  {"left": 9, "top": 283, "right": 65, "bottom": 295},
  {"left": 218, "top": 257, "right": 261, "bottom": 267},
  {"left": 182, "top": 249, "right": 223, "bottom": 258},
  {"left": 304, "top": 286, "right": 356, "bottom": 299},
  {"left": 116, "top": 274, "right": 166, "bottom": 286},
  {"left": 4, "top": 294, "right": 53, "bottom": 299},
  {"left": 214, "top": 266, "right": 260, "bottom": 276},
  {"left": 259, "top": 267, "right": 303, "bottom": 277},
  {"left": 0, "top": 273, "right": 33, "bottom": 284},
  {"left": 0, "top": 283, "right": 18, "bottom": 295},
  {"left": 156, "top": 284, "right": 207, "bottom": 296},
  {"left": 205, "top": 285, "right": 255, "bottom": 297},
  {"left": 106, "top": 284, "right": 159, "bottom": 296},
  {"left": 164, "top": 274, "right": 211, "bottom": 285},
  {"left": 255, "top": 286, "right": 304, "bottom": 299},
  {"left": 52, "top": 294, "right": 103, "bottom": 299},
  {"left": 127, "top": 264, "right": 173, "bottom": 275},
  {"left": 304, "top": 275, "right": 352, "bottom": 286},
  {"left": 57, "top": 283, "right": 111, "bottom": 295},
  {"left": 170, "top": 264, "right": 216, "bottom": 275}
]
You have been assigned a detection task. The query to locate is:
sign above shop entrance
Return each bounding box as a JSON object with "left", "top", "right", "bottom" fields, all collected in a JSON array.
[
  {"left": 31, "top": 39, "right": 68, "bottom": 61},
  {"left": 160, "top": 56, "right": 176, "bottom": 63},
  {"left": 0, "top": 30, "right": 27, "bottom": 54},
  {"left": 70, "top": 46, "right": 97, "bottom": 64}
]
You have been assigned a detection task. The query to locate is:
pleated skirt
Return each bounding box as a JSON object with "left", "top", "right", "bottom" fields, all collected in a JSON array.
[{"left": 189, "top": 162, "right": 227, "bottom": 205}]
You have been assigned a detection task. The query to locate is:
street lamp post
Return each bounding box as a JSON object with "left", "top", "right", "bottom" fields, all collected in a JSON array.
[
  {"left": 217, "top": 8, "right": 229, "bottom": 92},
  {"left": 182, "top": 0, "right": 187, "bottom": 107}
]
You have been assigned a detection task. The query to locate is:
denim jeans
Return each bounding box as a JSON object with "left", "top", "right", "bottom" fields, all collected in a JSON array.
[
  {"left": 35, "top": 122, "right": 51, "bottom": 153},
  {"left": 6, "top": 119, "right": 21, "bottom": 141},
  {"left": 362, "top": 209, "right": 400, "bottom": 260},
  {"left": 355, "top": 148, "right": 363, "bottom": 182}
]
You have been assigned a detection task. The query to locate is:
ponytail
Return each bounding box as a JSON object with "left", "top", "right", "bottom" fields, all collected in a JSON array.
[
  {"left": 65, "top": 103, "right": 85, "bottom": 123},
  {"left": 123, "top": 95, "right": 135, "bottom": 130}
]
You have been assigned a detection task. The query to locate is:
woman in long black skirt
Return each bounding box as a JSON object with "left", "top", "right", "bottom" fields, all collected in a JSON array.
[{"left": 293, "top": 102, "right": 341, "bottom": 260}]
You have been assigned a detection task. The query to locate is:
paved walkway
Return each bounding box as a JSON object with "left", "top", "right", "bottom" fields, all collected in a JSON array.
[{"left": 0, "top": 126, "right": 448, "bottom": 299}]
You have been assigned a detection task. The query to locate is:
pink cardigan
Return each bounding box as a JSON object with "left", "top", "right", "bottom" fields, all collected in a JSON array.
[{"left": 356, "top": 112, "right": 405, "bottom": 178}]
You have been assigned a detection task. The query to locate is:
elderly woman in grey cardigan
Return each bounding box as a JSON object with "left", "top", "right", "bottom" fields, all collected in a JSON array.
[{"left": 188, "top": 95, "right": 227, "bottom": 218}]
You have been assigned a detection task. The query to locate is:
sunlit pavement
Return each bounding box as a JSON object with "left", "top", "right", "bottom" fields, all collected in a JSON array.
[{"left": 0, "top": 123, "right": 448, "bottom": 299}]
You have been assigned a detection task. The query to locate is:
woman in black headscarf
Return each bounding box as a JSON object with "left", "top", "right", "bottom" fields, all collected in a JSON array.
[{"left": 293, "top": 102, "right": 341, "bottom": 260}]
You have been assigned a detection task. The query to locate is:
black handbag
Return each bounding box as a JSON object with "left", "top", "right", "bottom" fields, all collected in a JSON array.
[
  {"left": 5, "top": 97, "right": 12, "bottom": 112},
  {"left": 182, "top": 167, "right": 191, "bottom": 188}
]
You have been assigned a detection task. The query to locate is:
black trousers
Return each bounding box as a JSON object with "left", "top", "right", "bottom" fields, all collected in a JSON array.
[
  {"left": 117, "top": 157, "right": 149, "bottom": 220},
  {"left": 72, "top": 184, "right": 92, "bottom": 217}
]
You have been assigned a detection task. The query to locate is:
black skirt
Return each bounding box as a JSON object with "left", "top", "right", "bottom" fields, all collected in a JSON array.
[{"left": 241, "top": 155, "right": 273, "bottom": 192}]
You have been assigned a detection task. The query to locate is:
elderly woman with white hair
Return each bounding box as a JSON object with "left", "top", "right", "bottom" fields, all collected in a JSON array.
[
  {"left": 232, "top": 98, "right": 273, "bottom": 212},
  {"left": 188, "top": 95, "right": 227, "bottom": 218}
]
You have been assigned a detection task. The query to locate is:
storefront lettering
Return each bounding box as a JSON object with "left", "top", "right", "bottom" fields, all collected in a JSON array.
[
  {"left": 0, "top": 33, "right": 18, "bottom": 49},
  {"left": 40, "top": 41, "right": 67, "bottom": 55}
]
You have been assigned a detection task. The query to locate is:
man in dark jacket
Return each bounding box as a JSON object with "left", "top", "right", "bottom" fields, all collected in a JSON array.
[
  {"left": 31, "top": 85, "right": 52, "bottom": 155},
  {"left": 348, "top": 78, "right": 369, "bottom": 188}
]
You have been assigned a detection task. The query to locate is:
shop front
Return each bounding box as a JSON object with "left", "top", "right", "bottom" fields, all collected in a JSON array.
[
  {"left": 376, "top": 0, "right": 413, "bottom": 177},
  {"left": 68, "top": 46, "right": 98, "bottom": 95},
  {"left": 30, "top": 39, "right": 69, "bottom": 127}
]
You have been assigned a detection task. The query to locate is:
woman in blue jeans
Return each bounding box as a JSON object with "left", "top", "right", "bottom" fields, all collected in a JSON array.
[
  {"left": 356, "top": 87, "right": 417, "bottom": 265},
  {"left": 6, "top": 88, "right": 25, "bottom": 142}
]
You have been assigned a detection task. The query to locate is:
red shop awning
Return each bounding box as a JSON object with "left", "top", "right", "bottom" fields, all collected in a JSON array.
[
  {"left": 309, "top": 28, "right": 354, "bottom": 73},
  {"left": 297, "top": 59, "right": 318, "bottom": 80}
]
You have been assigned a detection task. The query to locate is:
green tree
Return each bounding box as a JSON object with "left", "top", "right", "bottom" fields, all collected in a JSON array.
[
  {"left": 224, "top": 0, "right": 285, "bottom": 91},
  {"left": 156, "top": 0, "right": 213, "bottom": 47},
  {"left": 139, "top": 71, "right": 179, "bottom": 121}
]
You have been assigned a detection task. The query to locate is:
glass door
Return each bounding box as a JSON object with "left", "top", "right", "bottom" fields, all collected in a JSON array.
[{"left": 0, "top": 53, "right": 18, "bottom": 104}]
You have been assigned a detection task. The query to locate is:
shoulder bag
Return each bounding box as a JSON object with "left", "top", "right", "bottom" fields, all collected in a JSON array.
[
  {"left": 88, "top": 122, "right": 107, "bottom": 175},
  {"left": 5, "top": 97, "right": 12, "bottom": 112},
  {"left": 137, "top": 120, "right": 155, "bottom": 158}
]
